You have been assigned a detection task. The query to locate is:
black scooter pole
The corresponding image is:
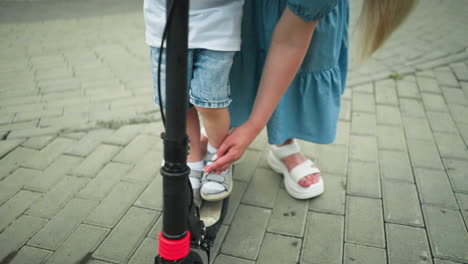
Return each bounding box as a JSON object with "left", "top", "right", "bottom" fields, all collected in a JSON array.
[{"left": 156, "top": 0, "right": 193, "bottom": 263}]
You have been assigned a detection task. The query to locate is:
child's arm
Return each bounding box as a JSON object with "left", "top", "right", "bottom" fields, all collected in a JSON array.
[{"left": 206, "top": 7, "right": 318, "bottom": 173}]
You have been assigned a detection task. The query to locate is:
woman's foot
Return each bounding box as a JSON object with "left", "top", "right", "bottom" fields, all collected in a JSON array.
[
  {"left": 281, "top": 152, "right": 321, "bottom": 187},
  {"left": 268, "top": 139, "right": 323, "bottom": 199}
]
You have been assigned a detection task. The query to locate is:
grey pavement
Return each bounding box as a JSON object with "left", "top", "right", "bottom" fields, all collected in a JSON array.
[{"left": 1, "top": 0, "right": 468, "bottom": 263}]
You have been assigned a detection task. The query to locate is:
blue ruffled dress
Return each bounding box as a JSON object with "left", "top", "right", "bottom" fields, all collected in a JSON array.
[{"left": 229, "top": 0, "right": 349, "bottom": 144}]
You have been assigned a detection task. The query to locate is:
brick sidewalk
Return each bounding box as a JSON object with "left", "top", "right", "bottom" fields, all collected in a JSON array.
[{"left": 1, "top": 0, "right": 468, "bottom": 263}]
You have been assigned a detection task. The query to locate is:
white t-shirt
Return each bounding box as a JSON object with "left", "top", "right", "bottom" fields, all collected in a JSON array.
[{"left": 144, "top": 0, "right": 244, "bottom": 51}]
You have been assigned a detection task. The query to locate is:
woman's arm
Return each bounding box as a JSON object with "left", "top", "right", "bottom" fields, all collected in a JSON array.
[{"left": 206, "top": 7, "right": 318, "bottom": 173}]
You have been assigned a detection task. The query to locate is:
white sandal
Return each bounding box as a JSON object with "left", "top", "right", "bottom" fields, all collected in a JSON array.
[{"left": 267, "top": 140, "right": 324, "bottom": 199}]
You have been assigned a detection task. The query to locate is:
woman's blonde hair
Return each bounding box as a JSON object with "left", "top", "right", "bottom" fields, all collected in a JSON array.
[{"left": 359, "top": 0, "right": 417, "bottom": 59}]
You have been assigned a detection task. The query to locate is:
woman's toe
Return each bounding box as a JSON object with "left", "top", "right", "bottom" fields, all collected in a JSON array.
[{"left": 299, "top": 173, "right": 320, "bottom": 187}]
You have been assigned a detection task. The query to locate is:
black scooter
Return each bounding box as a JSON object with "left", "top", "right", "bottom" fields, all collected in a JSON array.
[{"left": 155, "top": 1, "right": 229, "bottom": 263}]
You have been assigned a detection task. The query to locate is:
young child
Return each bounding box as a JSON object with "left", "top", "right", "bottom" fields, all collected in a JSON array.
[{"left": 144, "top": 0, "right": 243, "bottom": 207}]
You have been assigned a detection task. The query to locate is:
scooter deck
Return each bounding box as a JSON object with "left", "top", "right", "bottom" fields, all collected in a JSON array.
[{"left": 199, "top": 201, "right": 223, "bottom": 227}]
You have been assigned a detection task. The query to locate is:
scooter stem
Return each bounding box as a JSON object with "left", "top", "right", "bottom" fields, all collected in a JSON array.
[{"left": 157, "top": 0, "right": 191, "bottom": 262}]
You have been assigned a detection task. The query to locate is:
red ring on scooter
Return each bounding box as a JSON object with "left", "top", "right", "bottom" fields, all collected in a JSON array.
[{"left": 158, "top": 231, "right": 191, "bottom": 260}]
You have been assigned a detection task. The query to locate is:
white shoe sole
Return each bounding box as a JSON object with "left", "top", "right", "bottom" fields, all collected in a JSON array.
[{"left": 267, "top": 151, "right": 324, "bottom": 200}]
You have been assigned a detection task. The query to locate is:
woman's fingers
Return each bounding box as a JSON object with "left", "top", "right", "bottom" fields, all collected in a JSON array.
[{"left": 205, "top": 148, "right": 236, "bottom": 172}]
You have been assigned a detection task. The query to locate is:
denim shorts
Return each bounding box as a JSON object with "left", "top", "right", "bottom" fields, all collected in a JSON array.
[{"left": 150, "top": 46, "right": 235, "bottom": 109}]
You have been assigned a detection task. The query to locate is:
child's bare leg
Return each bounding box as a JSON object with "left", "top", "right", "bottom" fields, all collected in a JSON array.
[
  {"left": 187, "top": 107, "right": 203, "bottom": 162},
  {"left": 195, "top": 107, "right": 230, "bottom": 149}
]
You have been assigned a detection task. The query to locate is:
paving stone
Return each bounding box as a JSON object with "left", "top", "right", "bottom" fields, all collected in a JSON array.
[
  {"left": 435, "top": 69, "right": 460, "bottom": 88},
  {"left": 93, "top": 207, "right": 159, "bottom": 264},
  {"left": 65, "top": 129, "right": 113, "bottom": 157},
  {"left": 134, "top": 175, "right": 162, "bottom": 211},
  {"left": 386, "top": 224, "right": 432, "bottom": 264},
  {"left": 257, "top": 233, "right": 301, "bottom": 264},
  {"left": 414, "top": 168, "right": 458, "bottom": 209},
  {"left": 335, "top": 121, "right": 351, "bottom": 146},
  {"left": 397, "top": 80, "right": 420, "bottom": 98},
  {"left": 427, "top": 111, "right": 459, "bottom": 133},
  {"left": 233, "top": 149, "right": 262, "bottom": 182},
  {"left": 433, "top": 132, "right": 468, "bottom": 159},
  {"left": 28, "top": 198, "right": 99, "bottom": 250},
  {"left": 352, "top": 93, "right": 375, "bottom": 113},
  {"left": 0, "top": 120, "right": 38, "bottom": 133},
  {"left": 103, "top": 124, "right": 145, "bottom": 146},
  {"left": 457, "top": 122, "right": 468, "bottom": 144},
  {"left": 21, "top": 135, "right": 56, "bottom": 150},
  {"left": 345, "top": 196, "right": 385, "bottom": 248},
  {"left": 377, "top": 125, "right": 406, "bottom": 151},
  {"left": 147, "top": 212, "right": 163, "bottom": 239},
  {"left": 352, "top": 112, "right": 376, "bottom": 136},
  {"left": 9, "top": 246, "right": 53, "bottom": 264},
  {"left": 0, "top": 139, "right": 23, "bottom": 158},
  {"left": 422, "top": 93, "right": 449, "bottom": 112},
  {"left": 340, "top": 99, "right": 352, "bottom": 121},
  {"left": 448, "top": 104, "right": 468, "bottom": 125},
  {"left": 400, "top": 98, "right": 427, "bottom": 118},
  {"left": 21, "top": 137, "right": 75, "bottom": 170},
  {"left": 26, "top": 176, "right": 89, "bottom": 219},
  {"left": 343, "top": 243, "right": 387, "bottom": 264},
  {"left": 403, "top": 117, "right": 433, "bottom": 140},
  {"left": 77, "top": 162, "right": 132, "bottom": 200},
  {"left": 407, "top": 139, "right": 444, "bottom": 170},
  {"left": 24, "top": 155, "right": 83, "bottom": 192},
  {"left": 0, "top": 147, "right": 37, "bottom": 180},
  {"left": 376, "top": 105, "right": 402, "bottom": 126},
  {"left": 267, "top": 189, "right": 308, "bottom": 237},
  {"left": 209, "top": 225, "right": 229, "bottom": 264},
  {"left": 224, "top": 180, "right": 247, "bottom": 225},
  {"left": 242, "top": 168, "right": 281, "bottom": 208},
  {"left": 113, "top": 134, "right": 159, "bottom": 164},
  {"left": 309, "top": 176, "right": 346, "bottom": 215},
  {"left": 128, "top": 237, "right": 158, "bottom": 264},
  {"left": 382, "top": 180, "right": 424, "bottom": 226},
  {"left": 379, "top": 150, "right": 414, "bottom": 182},
  {"left": 455, "top": 193, "right": 468, "bottom": 227},
  {"left": 0, "top": 167, "right": 39, "bottom": 189},
  {"left": 14, "top": 108, "right": 63, "bottom": 123},
  {"left": 45, "top": 224, "right": 109, "bottom": 264},
  {"left": 0, "top": 190, "right": 42, "bottom": 232},
  {"left": 463, "top": 82, "right": 468, "bottom": 98},
  {"left": 0, "top": 216, "right": 47, "bottom": 262},
  {"left": 442, "top": 87, "right": 468, "bottom": 105},
  {"left": 353, "top": 83, "right": 374, "bottom": 94},
  {"left": 123, "top": 149, "right": 162, "bottom": 184},
  {"left": 214, "top": 255, "right": 254, "bottom": 264},
  {"left": 417, "top": 77, "right": 441, "bottom": 93},
  {"left": 221, "top": 205, "right": 271, "bottom": 260},
  {"left": 86, "top": 182, "right": 145, "bottom": 228},
  {"left": 451, "top": 62, "right": 468, "bottom": 82},
  {"left": 376, "top": 80, "right": 398, "bottom": 105},
  {"left": 315, "top": 144, "right": 348, "bottom": 175},
  {"left": 348, "top": 161, "right": 381, "bottom": 198},
  {"left": 0, "top": 182, "right": 21, "bottom": 206},
  {"left": 423, "top": 206, "right": 468, "bottom": 262},
  {"left": 350, "top": 135, "right": 378, "bottom": 162},
  {"left": 301, "top": 212, "right": 344, "bottom": 264},
  {"left": 433, "top": 259, "right": 462, "bottom": 264},
  {"left": 71, "top": 144, "right": 121, "bottom": 178}
]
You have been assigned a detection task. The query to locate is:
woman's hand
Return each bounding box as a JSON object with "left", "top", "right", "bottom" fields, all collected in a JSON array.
[{"left": 204, "top": 121, "right": 261, "bottom": 173}]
